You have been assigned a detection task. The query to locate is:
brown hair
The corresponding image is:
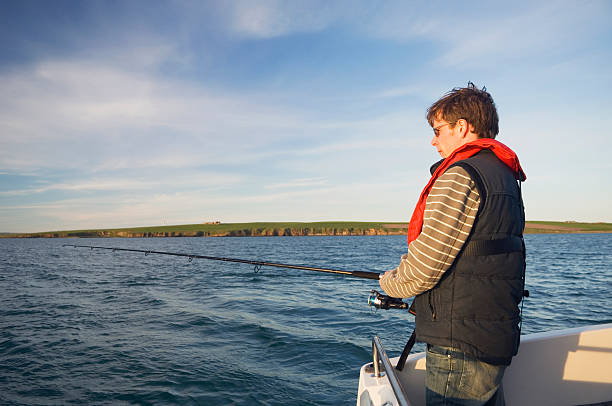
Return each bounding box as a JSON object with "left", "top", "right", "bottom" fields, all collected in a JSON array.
[{"left": 426, "top": 82, "right": 499, "bottom": 139}]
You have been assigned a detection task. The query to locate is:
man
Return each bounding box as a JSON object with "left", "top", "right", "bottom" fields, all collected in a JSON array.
[{"left": 379, "top": 83, "right": 526, "bottom": 406}]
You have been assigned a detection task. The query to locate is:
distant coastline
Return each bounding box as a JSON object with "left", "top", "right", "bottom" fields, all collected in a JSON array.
[{"left": 3, "top": 221, "right": 612, "bottom": 238}]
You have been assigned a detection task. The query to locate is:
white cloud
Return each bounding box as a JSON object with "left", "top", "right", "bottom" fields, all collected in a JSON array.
[
  {"left": 0, "top": 59, "right": 307, "bottom": 171},
  {"left": 4, "top": 60, "right": 299, "bottom": 139},
  {"left": 0, "top": 172, "right": 243, "bottom": 197},
  {"left": 224, "top": 1, "right": 611, "bottom": 69},
  {"left": 366, "top": 2, "right": 611, "bottom": 68},
  {"left": 264, "top": 177, "right": 327, "bottom": 190},
  {"left": 374, "top": 85, "right": 424, "bottom": 100},
  {"left": 0, "top": 177, "right": 416, "bottom": 232},
  {"left": 0, "top": 51, "right": 434, "bottom": 176},
  {"left": 226, "top": 0, "right": 348, "bottom": 38}
]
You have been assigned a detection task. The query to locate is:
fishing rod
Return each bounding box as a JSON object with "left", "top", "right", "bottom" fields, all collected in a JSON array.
[
  {"left": 63, "top": 244, "right": 383, "bottom": 279},
  {"left": 63, "top": 244, "right": 409, "bottom": 311}
]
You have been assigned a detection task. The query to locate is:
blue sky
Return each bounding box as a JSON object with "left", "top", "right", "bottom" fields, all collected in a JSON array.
[{"left": 1, "top": 0, "right": 611, "bottom": 233}]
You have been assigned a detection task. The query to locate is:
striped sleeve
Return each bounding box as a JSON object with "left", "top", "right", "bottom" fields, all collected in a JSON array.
[{"left": 379, "top": 166, "right": 480, "bottom": 298}]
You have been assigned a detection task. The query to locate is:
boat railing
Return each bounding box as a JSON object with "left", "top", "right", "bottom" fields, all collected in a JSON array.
[{"left": 370, "top": 336, "right": 410, "bottom": 406}]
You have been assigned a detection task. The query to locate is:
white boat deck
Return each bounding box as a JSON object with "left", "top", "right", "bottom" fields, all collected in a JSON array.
[{"left": 358, "top": 323, "right": 612, "bottom": 406}]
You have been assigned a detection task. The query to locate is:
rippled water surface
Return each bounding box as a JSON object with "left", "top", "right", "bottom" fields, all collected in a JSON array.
[{"left": 1, "top": 234, "right": 611, "bottom": 405}]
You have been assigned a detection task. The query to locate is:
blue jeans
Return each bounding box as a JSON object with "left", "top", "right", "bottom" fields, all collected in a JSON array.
[{"left": 425, "top": 344, "right": 506, "bottom": 406}]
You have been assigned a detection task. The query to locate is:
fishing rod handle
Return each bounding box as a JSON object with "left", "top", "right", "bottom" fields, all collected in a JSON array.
[{"left": 352, "top": 271, "right": 382, "bottom": 280}]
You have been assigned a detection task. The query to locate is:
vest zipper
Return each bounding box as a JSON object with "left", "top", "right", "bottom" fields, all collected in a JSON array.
[{"left": 428, "top": 291, "right": 437, "bottom": 320}]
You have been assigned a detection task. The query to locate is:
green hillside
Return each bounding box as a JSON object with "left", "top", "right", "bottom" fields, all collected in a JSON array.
[
  {"left": 8, "top": 221, "right": 408, "bottom": 238},
  {"left": 4, "top": 221, "right": 611, "bottom": 238}
]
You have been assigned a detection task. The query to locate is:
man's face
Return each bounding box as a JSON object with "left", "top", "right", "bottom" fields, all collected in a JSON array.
[{"left": 431, "top": 118, "right": 461, "bottom": 158}]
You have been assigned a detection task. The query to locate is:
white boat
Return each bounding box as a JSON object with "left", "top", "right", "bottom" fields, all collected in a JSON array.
[{"left": 357, "top": 323, "right": 612, "bottom": 406}]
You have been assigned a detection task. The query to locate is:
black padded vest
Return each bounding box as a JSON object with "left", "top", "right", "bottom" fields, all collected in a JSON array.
[{"left": 414, "top": 150, "right": 526, "bottom": 365}]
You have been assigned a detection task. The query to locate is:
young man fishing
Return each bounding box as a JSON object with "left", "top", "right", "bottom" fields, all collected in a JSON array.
[{"left": 379, "top": 83, "right": 526, "bottom": 406}]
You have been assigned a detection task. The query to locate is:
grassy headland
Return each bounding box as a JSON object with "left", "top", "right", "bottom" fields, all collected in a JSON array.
[
  {"left": 3, "top": 221, "right": 612, "bottom": 238},
  {"left": 523, "top": 221, "right": 612, "bottom": 233},
  {"left": 8, "top": 222, "right": 405, "bottom": 238}
]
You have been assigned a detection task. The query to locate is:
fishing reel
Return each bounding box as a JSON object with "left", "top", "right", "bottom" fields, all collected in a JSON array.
[{"left": 368, "top": 290, "right": 409, "bottom": 311}]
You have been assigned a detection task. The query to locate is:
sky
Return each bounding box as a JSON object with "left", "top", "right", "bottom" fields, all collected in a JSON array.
[{"left": 1, "top": 0, "right": 611, "bottom": 233}]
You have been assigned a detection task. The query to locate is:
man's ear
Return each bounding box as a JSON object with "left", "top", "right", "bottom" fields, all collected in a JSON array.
[{"left": 456, "top": 118, "right": 470, "bottom": 137}]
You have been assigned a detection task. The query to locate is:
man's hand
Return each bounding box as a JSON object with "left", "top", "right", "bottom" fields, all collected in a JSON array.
[{"left": 379, "top": 268, "right": 397, "bottom": 289}]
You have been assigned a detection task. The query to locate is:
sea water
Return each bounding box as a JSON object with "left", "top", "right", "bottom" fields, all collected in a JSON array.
[{"left": 1, "top": 234, "right": 611, "bottom": 405}]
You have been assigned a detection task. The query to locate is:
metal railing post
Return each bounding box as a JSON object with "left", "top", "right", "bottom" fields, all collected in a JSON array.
[
  {"left": 371, "top": 336, "right": 410, "bottom": 406},
  {"left": 372, "top": 338, "right": 381, "bottom": 377}
]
